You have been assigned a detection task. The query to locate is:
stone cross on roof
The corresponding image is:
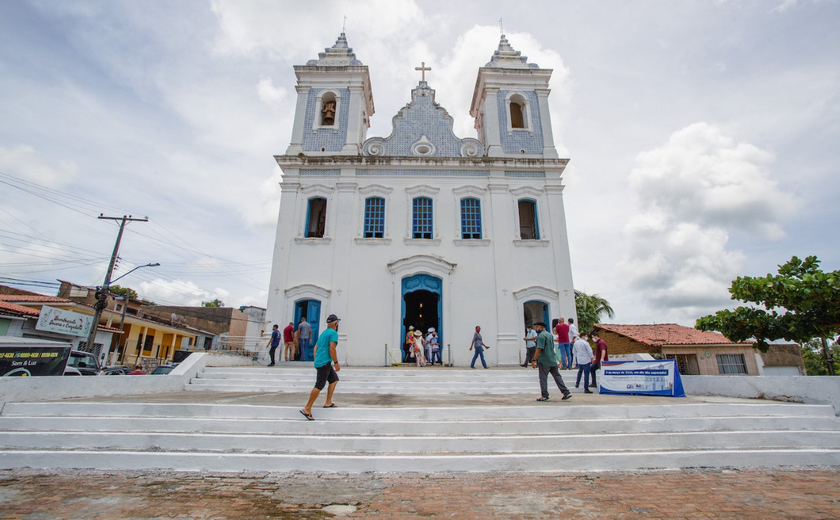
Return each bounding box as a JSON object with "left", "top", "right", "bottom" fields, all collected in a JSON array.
[{"left": 415, "top": 61, "right": 431, "bottom": 82}]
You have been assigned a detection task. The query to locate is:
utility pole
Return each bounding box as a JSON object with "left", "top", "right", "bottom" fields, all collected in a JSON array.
[{"left": 84, "top": 214, "right": 148, "bottom": 366}]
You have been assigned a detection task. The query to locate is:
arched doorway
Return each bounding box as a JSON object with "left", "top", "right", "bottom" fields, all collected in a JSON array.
[
  {"left": 402, "top": 274, "right": 442, "bottom": 363},
  {"left": 523, "top": 300, "right": 549, "bottom": 330},
  {"left": 294, "top": 299, "right": 321, "bottom": 361}
]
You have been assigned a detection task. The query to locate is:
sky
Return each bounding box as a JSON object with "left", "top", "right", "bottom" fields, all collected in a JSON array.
[{"left": 0, "top": 0, "right": 837, "bottom": 326}]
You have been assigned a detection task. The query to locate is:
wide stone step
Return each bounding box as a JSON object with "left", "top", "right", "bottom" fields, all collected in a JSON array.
[
  {"left": 3, "top": 415, "right": 836, "bottom": 436},
  {"left": 2, "top": 448, "right": 839, "bottom": 473},
  {"left": 1, "top": 430, "right": 837, "bottom": 454},
  {"left": 4, "top": 402, "right": 832, "bottom": 421}
]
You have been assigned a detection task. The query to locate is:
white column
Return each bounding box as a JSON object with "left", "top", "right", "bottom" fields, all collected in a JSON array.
[
  {"left": 342, "top": 85, "right": 363, "bottom": 154},
  {"left": 483, "top": 88, "right": 504, "bottom": 157},
  {"left": 544, "top": 184, "right": 576, "bottom": 316},
  {"left": 536, "top": 88, "right": 559, "bottom": 159},
  {"left": 329, "top": 180, "right": 358, "bottom": 363},
  {"left": 265, "top": 181, "right": 301, "bottom": 328},
  {"left": 285, "top": 86, "right": 311, "bottom": 155},
  {"left": 488, "top": 183, "right": 519, "bottom": 364}
]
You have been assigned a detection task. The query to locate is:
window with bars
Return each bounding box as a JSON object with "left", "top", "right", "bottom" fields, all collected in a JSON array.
[
  {"left": 363, "top": 197, "right": 385, "bottom": 238},
  {"left": 716, "top": 353, "right": 748, "bottom": 375},
  {"left": 518, "top": 199, "right": 539, "bottom": 239},
  {"left": 412, "top": 197, "right": 434, "bottom": 239},
  {"left": 665, "top": 353, "right": 700, "bottom": 375},
  {"left": 460, "top": 198, "right": 482, "bottom": 239}
]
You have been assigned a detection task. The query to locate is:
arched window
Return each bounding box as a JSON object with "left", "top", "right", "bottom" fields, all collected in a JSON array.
[
  {"left": 460, "top": 198, "right": 482, "bottom": 239},
  {"left": 518, "top": 199, "right": 539, "bottom": 240},
  {"left": 509, "top": 93, "right": 528, "bottom": 129},
  {"left": 320, "top": 91, "right": 337, "bottom": 126},
  {"left": 305, "top": 197, "right": 327, "bottom": 238},
  {"left": 363, "top": 197, "right": 385, "bottom": 238},
  {"left": 412, "top": 197, "right": 433, "bottom": 239}
]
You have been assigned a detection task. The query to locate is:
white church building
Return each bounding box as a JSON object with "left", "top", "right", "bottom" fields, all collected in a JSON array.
[{"left": 265, "top": 33, "right": 576, "bottom": 366}]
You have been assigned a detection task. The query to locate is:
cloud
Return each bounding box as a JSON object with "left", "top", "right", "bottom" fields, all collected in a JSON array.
[
  {"left": 257, "top": 76, "right": 288, "bottom": 110},
  {"left": 620, "top": 122, "right": 798, "bottom": 315},
  {"left": 0, "top": 145, "right": 78, "bottom": 188},
  {"left": 138, "top": 278, "right": 229, "bottom": 307}
]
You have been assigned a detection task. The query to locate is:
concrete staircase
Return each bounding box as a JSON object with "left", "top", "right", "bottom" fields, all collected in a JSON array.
[{"left": 0, "top": 367, "right": 838, "bottom": 473}]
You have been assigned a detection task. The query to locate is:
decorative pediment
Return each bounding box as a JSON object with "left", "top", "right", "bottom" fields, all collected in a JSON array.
[
  {"left": 388, "top": 254, "right": 457, "bottom": 275},
  {"left": 363, "top": 81, "right": 482, "bottom": 158}
]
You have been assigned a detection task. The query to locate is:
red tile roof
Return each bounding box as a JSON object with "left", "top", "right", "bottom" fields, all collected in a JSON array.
[
  {"left": 0, "top": 301, "right": 41, "bottom": 317},
  {"left": 594, "top": 323, "right": 742, "bottom": 347},
  {"left": 0, "top": 295, "right": 71, "bottom": 303}
]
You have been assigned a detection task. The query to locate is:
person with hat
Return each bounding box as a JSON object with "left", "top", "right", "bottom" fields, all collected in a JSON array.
[
  {"left": 300, "top": 314, "right": 342, "bottom": 420},
  {"left": 425, "top": 327, "right": 435, "bottom": 365},
  {"left": 412, "top": 329, "right": 427, "bottom": 367},
  {"left": 531, "top": 322, "right": 572, "bottom": 401},
  {"left": 403, "top": 326, "right": 415, "bottom": 363}
]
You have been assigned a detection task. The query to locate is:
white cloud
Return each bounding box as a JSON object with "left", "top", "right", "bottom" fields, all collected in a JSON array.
[
  {"left": 138, "top": 278, "right": 229, "bottom": 307},
  {"left": 0, "top": 145, "right": 77, "bottom": 188},
  {"left": 620, "top": 122, "right": 797, "bottom": 316},
  {"left": 256, "top": 76, "right": 288, "bottom": 110}
]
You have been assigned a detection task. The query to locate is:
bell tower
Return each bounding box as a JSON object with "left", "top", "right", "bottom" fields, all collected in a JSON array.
[
  {"left": 286, "top": 33, "right": 375, "bottom": 156},
  {"left": 470, "top": 35, "right": 558, "bottom": 159}
]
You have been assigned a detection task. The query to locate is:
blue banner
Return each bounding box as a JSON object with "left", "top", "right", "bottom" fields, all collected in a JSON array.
[{"left": 599, "top": 359, "right": 686, "bottom": 397}]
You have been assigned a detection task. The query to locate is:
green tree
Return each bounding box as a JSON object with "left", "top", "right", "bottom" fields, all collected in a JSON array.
[
  {"left": 696, "top": 256, "right": 840, "bottom": 375},
  {"left": 108, "top": 285, "right": 138, "bottom": 300},
  {"left": 575, "top": 290, "right": 615, "bottom": 335},
  {"left": 202, "top": 298, "right": 225, "bottom": 308},
  {"left": 801, "top": 339, "right": 840, "bottom": 376}
]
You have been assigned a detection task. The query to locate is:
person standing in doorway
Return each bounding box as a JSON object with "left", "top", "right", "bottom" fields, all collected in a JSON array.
[
  {"left": 469, "top": 325, "right": 490, "bottom": 369},
  {"left": 283, "top": 322, "right": 295, "bottom": 362},
  {"left": 590, "top": 331, "right": 609, "bottom": 388},
  {"left": 300, "top": 314, "right": 341, "bottom": 420},
  {"left": 522, "top": 325, "right": 537, "bottom": 367},
  {"left": 298, "top": 317, "right": 312, "bottom": 362},
  {"left": 266, "top": 324, "right": 281, "bottom": 366},
  {"left": 531, "top": 322, "right": 571, "bottom": 401},
  {"left": 573, "top": 334, "right": 595, "bottom": 393},
  {"left": 555, "top": 318, "right": 571, "bottom": 369},
  {"left": 403, "top": 326, "right": 415, "bottom": 363},
  {"left": 429, "top": 331, "right": 441, "bottom": 366},
  {"left": 425, "top": 328, "right": 435, "bottom": 364}
]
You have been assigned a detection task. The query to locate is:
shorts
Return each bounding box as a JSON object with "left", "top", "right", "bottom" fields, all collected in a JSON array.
[{"left": 314, "top": 363, "right": 339, "bottom": 390}]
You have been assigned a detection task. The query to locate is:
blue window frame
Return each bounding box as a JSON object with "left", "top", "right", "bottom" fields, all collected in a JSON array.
[
  {"left": 305, "top": 197, "right": 327, "bottom": 238},
  {"left": 460, "top": 198, "right": 482, "bottom": 239},
  {"left": 364, "top": 197, "right": 385, "bottom": 238},
  {"left": 412, "top": 197, "right": 433, "bottom": 239},
  {"left": 518, "top": 199, "right": 539, "bottom": 240}
]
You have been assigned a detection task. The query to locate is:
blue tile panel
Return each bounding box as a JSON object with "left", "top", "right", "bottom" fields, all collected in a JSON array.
[
  {"left": 505, "top": 170, "right": 546, "bottom": 178},
  {"left": 301, "top": 88, "right": 350, "bottom": 153},
  {"left": 300, "top": 169, "right": 341, "bottom": 176},
  {"left": 363, "top": 197, "right": 385, "bottom": 238},
  {"left": 460, "top": 198, "right": 482, "bottom": 239},
  {"left": 412, "top": 197, "right": 434, "bottom": 239},
  {"left": 497, "top": 90, "right": 544, "bottom": 154},
  {"left": 362, "top": 82, "right": 483, "bottom": 158},
  {"left": 357, "top": 169, "right": 490, "bottom": 177}
]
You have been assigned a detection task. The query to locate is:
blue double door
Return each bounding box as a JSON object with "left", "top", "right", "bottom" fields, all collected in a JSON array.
[
  {"left": 294, "top": 300, "right": 320, "bottom": 361},
  {"left": 401, "top": 274, "right": 442, "bottom": 362}
]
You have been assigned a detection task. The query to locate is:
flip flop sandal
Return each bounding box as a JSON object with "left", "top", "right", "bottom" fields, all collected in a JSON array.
[
  {"left": 323, "top": 403, "right": 338, "bottom": 408},
  {"left": 299, "top": 409, "right": 314, "bottom": 420}
]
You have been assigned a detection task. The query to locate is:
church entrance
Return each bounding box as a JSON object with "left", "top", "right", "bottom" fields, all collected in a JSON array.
[
  {"left": 523, "top": 300, "right": 549, "bottom": 329},
  {"left": 401, "top": 274, "right": 442, "bottom": 364},
  {"left": 294, "top": 299, "right": 320, "bottom": 361}
]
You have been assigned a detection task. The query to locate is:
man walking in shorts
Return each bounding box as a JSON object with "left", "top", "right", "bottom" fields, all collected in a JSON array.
[{"left": 300, "top": 314, "right": 341, "bottom": 420}]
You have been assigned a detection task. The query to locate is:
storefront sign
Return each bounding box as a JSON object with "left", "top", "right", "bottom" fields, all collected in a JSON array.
[
  {"left": 0, "top": 344, "right": 71, "bottom": 377},
  {"left": 35, "top": 305, "right": 93, "bottom": 337},
  {"left": 599, "top": 359, "right": 686, "bottom": 397}
]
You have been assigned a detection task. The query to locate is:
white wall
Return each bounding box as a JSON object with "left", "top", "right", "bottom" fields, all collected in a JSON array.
[{"left": 682, "top": 375, "right": 840, "bottom": 416}]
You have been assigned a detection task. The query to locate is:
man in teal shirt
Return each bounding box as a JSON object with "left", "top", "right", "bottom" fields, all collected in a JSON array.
[
  {"left": 300, "top": 314, "right": 341, "bottom": 420},
  {"left": 531, "top": 322, "right": 571, "bottom": 402}
]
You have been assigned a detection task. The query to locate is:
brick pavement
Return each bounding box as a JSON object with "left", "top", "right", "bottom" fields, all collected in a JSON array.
[{"left": 1, "top": 468, "right": 838, "bottom": 519}]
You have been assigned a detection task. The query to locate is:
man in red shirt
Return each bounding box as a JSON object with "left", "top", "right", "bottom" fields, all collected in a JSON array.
[
  {"left": 555, "top": 318, "right": 571, "bottom": 369},
  {"left": 283, "top": 322, "right": 295, "bottom": 362},
  {"left": 590, "top": 331, "right": 609, "bottom": 387}
]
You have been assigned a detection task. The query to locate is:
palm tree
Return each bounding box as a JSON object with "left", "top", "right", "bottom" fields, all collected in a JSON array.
[{"left": 574, "top": 290, "right": 615, "bottom": 335}]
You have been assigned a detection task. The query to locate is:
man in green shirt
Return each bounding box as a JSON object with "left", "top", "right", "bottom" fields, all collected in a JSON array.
[{"left": 531, "top": 322, "right": 571, "bottom": 402}]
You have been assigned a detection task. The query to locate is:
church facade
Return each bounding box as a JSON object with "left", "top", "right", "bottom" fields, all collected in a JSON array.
[{"left": 265, "top": 33, "right": 576, "bottom": 366}]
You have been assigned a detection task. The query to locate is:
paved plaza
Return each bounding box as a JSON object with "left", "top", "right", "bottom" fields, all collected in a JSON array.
[{"left": 1, "top": 468, "right": 839, "bottom": 518}]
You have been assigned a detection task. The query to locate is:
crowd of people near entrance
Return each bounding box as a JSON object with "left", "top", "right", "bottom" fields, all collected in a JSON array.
[{"left": 402, "top": 326, "right": 442, "bottom": 367}]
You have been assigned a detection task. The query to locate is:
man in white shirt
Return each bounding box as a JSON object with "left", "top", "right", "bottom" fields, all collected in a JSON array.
[
  {"left": 572, "top": 334, "right": 595, "bottom": 393},
  {"left": 568, "top": 318, "right": 579, "bottom": 344},
  {"left": 522, "top": 325, "right": 537, "bottom": 367}
]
